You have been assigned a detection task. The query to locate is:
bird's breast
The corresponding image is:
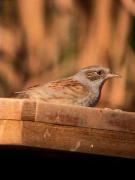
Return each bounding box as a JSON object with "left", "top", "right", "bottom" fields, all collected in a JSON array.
[{"left": 81, "top": 90, "right": 100, "bottom": 107}]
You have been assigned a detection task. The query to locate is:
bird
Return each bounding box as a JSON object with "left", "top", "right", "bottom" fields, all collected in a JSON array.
[{"left": 15, "top": 65, "right": 120, "bottom": 107}]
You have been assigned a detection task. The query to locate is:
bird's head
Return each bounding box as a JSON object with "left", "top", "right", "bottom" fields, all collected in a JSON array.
[{"left": 74, "top": 65, "right": 121, "bottom": 88}]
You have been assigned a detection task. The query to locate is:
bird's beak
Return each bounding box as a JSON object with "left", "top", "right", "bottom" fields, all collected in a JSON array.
[{"left": 107, "top": 73, "right": 121, "bottom": 79}]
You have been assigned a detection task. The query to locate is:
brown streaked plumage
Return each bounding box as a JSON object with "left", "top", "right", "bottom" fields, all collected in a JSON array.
[{"left": 16, "top": 65, "right": 120, "bottom": 107}]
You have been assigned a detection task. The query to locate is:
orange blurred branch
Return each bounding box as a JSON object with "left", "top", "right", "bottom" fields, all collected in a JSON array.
[{"left": 121, "top": 0, "right": 135, "bottom": 16}]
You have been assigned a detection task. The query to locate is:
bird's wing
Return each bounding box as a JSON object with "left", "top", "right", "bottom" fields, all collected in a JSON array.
[
  {"left": 42, "top": 78, "right": 90, "bottom": 104},
  {"left": 47, "top": 78, "right": 89, "bottom": 97},
  {"left": 15, "top": 78, "right": 89, "bottom": 105}
]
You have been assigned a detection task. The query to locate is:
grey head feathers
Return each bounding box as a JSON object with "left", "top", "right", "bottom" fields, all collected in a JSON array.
[
  {"left": 80, "top": 65, "right": 110, "bottom": 74},
  {"left": 73, "top": 65, "right": 110, "bottom": 88}
]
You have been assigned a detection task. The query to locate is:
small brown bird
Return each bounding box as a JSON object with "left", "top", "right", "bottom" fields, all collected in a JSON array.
[{"left": 16, "top": 65, "right": 120, "bottom": 107}]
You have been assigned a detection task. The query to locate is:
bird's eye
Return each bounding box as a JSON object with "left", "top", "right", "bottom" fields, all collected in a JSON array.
[{"left": 97, "top": 70, "right": 104, "bottom": 75}]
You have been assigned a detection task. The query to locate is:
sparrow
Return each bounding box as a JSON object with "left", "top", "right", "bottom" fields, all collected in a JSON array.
[{"left": 16, "top": 65, "right": 120, "bottom": 107}]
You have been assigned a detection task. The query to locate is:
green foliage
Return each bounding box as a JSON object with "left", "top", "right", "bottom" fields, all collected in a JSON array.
[{"left": 58, "top": 17, "right": 79, "bottom": 64}]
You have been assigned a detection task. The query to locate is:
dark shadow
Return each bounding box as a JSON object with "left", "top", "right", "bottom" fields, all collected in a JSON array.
[{"left": 0, "top": 145, "right": 133, "bottom": 162}]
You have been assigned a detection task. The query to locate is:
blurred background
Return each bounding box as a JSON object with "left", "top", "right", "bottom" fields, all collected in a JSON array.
[{"left": 0, "top": 0, "right": 135, "bottom": 111}]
